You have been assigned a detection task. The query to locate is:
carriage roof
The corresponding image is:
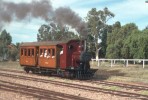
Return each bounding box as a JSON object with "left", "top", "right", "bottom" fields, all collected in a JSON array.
[{"left": 20, "top": 39, "right": 80, "bottom": 47}]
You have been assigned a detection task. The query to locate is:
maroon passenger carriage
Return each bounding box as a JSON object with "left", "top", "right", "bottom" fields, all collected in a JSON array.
[{"left": 20, "top": 39, "right": 93, "bottom": 79}]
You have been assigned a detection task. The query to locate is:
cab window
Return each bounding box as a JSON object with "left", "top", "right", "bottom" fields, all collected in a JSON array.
[{"left": 69, "top": 45, "right": 74, "bottom": 50}]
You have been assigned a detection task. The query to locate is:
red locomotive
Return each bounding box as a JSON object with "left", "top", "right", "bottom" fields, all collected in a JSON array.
[{"left": 20, "top": 39, "right": 93, "bottom": 79}]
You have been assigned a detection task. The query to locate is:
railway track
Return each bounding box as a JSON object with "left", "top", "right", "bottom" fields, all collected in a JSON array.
[
  {"left": 0, "top": 70, "right": 148, "bottom": 100},
  {"left": 90, "top": 80, "right": 148, "bottom": 91},
  {"left": 0, "top": 68, "right": 148, "bottom": 91},
  {"left": 0, "top": 80, "right": 89, "bottom": 100}
]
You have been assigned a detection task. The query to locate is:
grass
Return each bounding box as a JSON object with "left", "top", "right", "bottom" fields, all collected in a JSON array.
[
  {"left": 103, "top": 86, "right": 122, "bottom": 91},
  {"left": 0, "top": 61, "right": 23, "bottom": 70},
  {"left": 140, "top": 91, "right": 148, "bottom": 95},
  {"left": 91, "top": 61, "right": 148, "bottom": 84},
  {"left": 0, "top": 61, "right": 148, "bottom": 84}
]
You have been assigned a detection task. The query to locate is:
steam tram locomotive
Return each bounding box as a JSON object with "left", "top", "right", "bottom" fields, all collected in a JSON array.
[{"left": 20, "top": 39, "right": 93, "bottom": 79}]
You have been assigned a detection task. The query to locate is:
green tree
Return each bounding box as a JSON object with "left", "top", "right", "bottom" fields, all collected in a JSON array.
[
  {"left": 106, "top": 22, "right": 122, "bottom": 58},
  {"left": 37, "top": 24, "right": 79, "bottom": 41},
  {"left": 15, "top": 42, "right": 20, "bottom": 59},
  {"left": 37, "top": 24, "right": 52, "bottom": 41},
  {"left": 145, "top": 25, "right": 148, "bottom": 29},
  {"left": 99, "top": 25, "right": 112, "bottom": 58},
  {"left": 142, "top": 29, "right": 148, "bottom": 58},
  {"left": 122, "top": 29, "right": 148, "bottom": 59},
  {"left": 9, "top": 45, "right": 18, "bottom": 61},
  {"left": 86, "top": 34, "right": 95, "bottom": 58},
  {"left": 106, "top": 23, "right": 138, "bottom": 59},
  {"left": 86, "top": 7, "right": 114, "bottom": 60},
  {"left": 0, "top": 29, "right": 12, "bottom": 60}
]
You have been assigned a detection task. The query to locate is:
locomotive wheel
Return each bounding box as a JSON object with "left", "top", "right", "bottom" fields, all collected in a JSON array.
[
  {"left": 68, "top": 71, "right": 74, "bottom": 79},
  {"left": 76, "top": 71, "right": 93, "bottom": 80}
]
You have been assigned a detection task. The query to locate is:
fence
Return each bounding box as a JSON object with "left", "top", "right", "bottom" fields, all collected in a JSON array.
[{"left": 91, "top": 59, "right": 148, "bottom": 68}]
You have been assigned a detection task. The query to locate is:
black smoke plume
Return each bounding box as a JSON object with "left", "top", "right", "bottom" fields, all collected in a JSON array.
[
  {"left": 54, "top": 7, "right": 87, "bottom": 34},
  {"left": 0, "top": 0, "right": 87, "bottom": 35},
  {"left": 0, "top": 0, "right": 53, "bottom": 30}
]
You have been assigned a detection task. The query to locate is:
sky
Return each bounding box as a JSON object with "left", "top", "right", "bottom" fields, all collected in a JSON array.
[{"left": 2, "top": 0, "right": 148, "bottom": 43}]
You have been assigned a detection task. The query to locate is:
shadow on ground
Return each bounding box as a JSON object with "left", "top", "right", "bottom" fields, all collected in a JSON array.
[{"left": 93, "top": 69, "right": 125, "bottom": 80}]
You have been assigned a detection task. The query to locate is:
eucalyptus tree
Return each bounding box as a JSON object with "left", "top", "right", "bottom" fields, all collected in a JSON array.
[
  {"left": 37, "top": 24, "right": 79, "bottom": 41},
  {"left": 37, "top": 24, "right": 52, "bottom": 41},
  {"left": 86, "top": 7, "right": 114, "bottom": 60}
]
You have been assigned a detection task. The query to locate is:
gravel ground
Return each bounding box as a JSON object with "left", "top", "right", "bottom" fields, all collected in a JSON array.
[{"left": 0, "top": 70, "right": 143, "bottom": 100}]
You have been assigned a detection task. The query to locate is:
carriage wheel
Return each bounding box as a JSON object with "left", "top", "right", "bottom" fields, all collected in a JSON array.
[{"left": 24, "top": 67, "right": 30, "bottom": 73}]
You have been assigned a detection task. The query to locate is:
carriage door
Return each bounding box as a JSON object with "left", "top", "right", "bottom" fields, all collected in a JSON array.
[
  {"left": 39, "top": 46, "right": 57, "bottom": 68},
  {"left": 59, "top": 45, "right": 66, "bottom": 69}
]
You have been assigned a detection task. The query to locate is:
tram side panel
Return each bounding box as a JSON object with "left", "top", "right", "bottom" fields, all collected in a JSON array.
[
  {"left": 38, "top": 45, "right": 57, "bottom": 69},
  {"left": 20, "top": 46, "right": 37, "bottom": 67}
]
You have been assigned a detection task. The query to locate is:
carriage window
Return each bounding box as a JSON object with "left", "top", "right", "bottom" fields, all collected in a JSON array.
[
  {"left": 52, "top": 49, "right": 55, "bottom": 56},
  {"left": 24, "top": 49, "right": 27, "bottom": 56},
  {"left": 21, "top": 49, "right": 23, "bottom": 56},
  {"left": 45, "top": 49, "right": 50, "bottom": 58},
  {"left": 40, "top": 49, "right": 43, "bottom": 55},
  {"left": 28, "top": 49, "right": 31, "bottom": 56},
  {"left": 48, "top": 49, "right": 51, "bottom": 55},
  {"left": 40, "top": 49, "right": 43, "bottom": 57},
  {"left": 44, "top": 49, "right": 46, "bottom": 53},
  {"left": 44, "top": 49, "right": 48, "bottom": 58},
  {"left": 32, "top": 49, "right": 34, "bottom": 56}
]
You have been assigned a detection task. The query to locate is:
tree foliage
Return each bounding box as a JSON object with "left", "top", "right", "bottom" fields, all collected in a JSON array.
[
  {"left": 86, "top": 7, "right": 114, "bottom": 60},
  {"left": 0, "top": 29, "right": 12, "bottom": 60},
  {"left": 9, "top": 45, "right": 18, "bottom": 61},
  {"left": 0, "top": 29, "right": 18, "bottom": 61},
  {"left": 37, "top": 24, "right": 79, "bottom": 41},
  {"left": 106, "top": 23, "right": 138, "bottom": 58},
  {"left": 99, "top": 25, "right": 112, "bottom": 58},
  {"left": 122, "top": 29, "right": 148, "bottom": 59},
  {"left": 106, "top": 22, "right": 148, "bottom": 59}
]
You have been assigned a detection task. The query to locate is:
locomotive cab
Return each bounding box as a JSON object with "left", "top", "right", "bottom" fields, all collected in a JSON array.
[{"left": 57, "top": 40, "right": 93, "bottom": 79}]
